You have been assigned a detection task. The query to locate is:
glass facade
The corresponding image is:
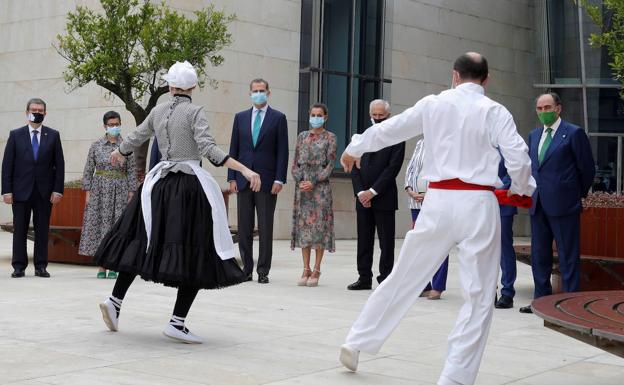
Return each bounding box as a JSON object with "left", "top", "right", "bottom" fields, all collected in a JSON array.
[
  {"left": 536, "top": 0, "right": 623, "bottom": 193},
  {"left": 299, "top": 0, "right": 389, "bottom": 168}
]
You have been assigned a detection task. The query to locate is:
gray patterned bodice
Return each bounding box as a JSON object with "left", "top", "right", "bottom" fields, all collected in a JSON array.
[{"left": 120, "top": 95, "right": 228, "bottom": 168}]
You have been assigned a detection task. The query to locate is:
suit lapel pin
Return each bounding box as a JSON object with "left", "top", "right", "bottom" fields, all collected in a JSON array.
[{"left": 562, "top": 134, "right": 566, "bottom": 138}]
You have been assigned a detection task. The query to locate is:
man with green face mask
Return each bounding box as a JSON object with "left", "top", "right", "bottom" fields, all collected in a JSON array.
[{"left": 518, "top": 92, "right": 595, "bottom": 314}]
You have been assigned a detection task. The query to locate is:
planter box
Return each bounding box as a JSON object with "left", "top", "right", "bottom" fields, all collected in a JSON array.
[
  {"left": 48, "top": 188, "right": 92, "bottom": 265},
  {"left": 580, "top": 207, "right": 624, "bottom": 259},
  {"left": 576, "top": 206, "right": 624, "bottom": 291}
]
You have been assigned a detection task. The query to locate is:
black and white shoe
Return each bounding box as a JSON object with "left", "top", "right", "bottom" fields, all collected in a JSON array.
[
  {"left": 99, "top": 297, "right": 121, "bottom": 331},
  {"left": 163, "top": 324, "right": 203, "bottom": 344}
]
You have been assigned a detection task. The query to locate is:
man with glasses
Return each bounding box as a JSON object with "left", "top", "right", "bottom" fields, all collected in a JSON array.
[
  {"left": 2, "top": 98, "right": 65, "bottom": 278},
  {"left": 227, "top": 78, "right": 289, "bottom": 284}
]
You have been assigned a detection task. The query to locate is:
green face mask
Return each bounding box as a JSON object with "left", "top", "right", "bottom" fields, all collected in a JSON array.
[{"left": 537, "top": 111, "right": 558, "bottom": 126}]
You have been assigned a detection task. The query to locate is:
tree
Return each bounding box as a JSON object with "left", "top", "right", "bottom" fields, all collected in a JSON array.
[
  {"left": 56, "top": 0, "right": 235, "bottom": 174},
  {"left": 579, "top": 0, "right": 624, "bottom": 98}
]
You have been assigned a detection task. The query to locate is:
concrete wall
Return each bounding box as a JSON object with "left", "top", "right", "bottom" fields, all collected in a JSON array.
[
  {"left": 383, "top": 0, "right": 537, "bottom": 236},
  {"left": 0, "top": 0, "right": 536, "bottom": 239}
]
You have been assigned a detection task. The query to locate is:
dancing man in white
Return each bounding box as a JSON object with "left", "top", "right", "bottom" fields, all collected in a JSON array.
[{"left": 339, "top": 52, "right": 536, "bottom": 385}]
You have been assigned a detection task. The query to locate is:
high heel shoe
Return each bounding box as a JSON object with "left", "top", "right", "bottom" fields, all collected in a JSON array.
[
  {"left": 307, "top": 269, "right": 321, "bottom": 287},
  {"left": 297, "top": 268, "right": 312, "bottom": 286}
]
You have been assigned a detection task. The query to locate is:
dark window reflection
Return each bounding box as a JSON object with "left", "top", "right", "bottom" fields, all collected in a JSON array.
[
  {"left": 545, "top": 0, "right": 582, "bottom": 84},
  {"left": 586, "top": 88, "right": 624, "bottom": 134},
  {"left": 590, "top": 136, "right": 620, "bottom": 193}
]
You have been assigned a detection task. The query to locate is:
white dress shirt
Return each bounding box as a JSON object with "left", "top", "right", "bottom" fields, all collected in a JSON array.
[
  {"left": 538, "top": 116, "right": 561, "bottom": 154},
  {"left": 346, "top": 82, "right": 536, "bottom": 196}
]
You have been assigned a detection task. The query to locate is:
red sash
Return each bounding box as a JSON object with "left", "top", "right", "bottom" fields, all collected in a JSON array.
[{"left": 428, "top": 179, "right": 533, "bottom": 208}]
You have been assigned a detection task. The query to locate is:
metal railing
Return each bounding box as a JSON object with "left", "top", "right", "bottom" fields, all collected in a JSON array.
[{"left": 588, "top": 132, "right": 623, "bottom": 195}]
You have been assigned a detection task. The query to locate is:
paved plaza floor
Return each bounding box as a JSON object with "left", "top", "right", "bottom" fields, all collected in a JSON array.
[{"left": 1, "top": 231, "right": 623, "bottom": 385}]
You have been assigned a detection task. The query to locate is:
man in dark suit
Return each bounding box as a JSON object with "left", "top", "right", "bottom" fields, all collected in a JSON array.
[
  {"left": 2, "top": 98, "right": 65, "bottom": 278},
  {"left": 228, "top": 79, "right": 288, "bottom": 284},
  {"left": 495, "top": 158, "right": 518, "bottom": 309},
  {"left": 348, "top": 100, "right": 405, "bottom": 290},
  {"left": 519, "top": 92, "right": 595, "bottom": 313}
]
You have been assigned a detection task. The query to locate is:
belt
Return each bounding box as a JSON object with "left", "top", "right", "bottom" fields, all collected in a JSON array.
[
  {"left": 95, "top": 170, "right": 127, "bottom": 179},
  {"left": 428, "top": 178, "right": 494, "bottom": 191}
]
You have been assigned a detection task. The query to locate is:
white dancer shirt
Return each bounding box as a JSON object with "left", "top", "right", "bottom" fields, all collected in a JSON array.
[
  {"left": 343, "top": 82, "right": 535, "bottom": 385},
  {"left": 347, "top": 82, "right": 536, "bottom": 196}
]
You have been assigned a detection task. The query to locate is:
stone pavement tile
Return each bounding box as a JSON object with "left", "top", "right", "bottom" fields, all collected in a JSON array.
[
  {"left": 487, "top": 325, "right": 607, "bottom": 359},
  {"left": 393, "top": 343, "right": 586, "bottom": 380},
  {"left": 355, "top": 356, "right": 515, "bottom": 385},
  {"left": 0, "top": 342, "right": 109, "bottom": 383},
  {"left": 507, "top": 361, "right": 624, "bottom": 385},
  {"left": 585, "top": 353, "right": 624, "bottom": 367},
  {"left": 109, "top": 342, "right": 340, "bottom": 385},
  {"left": 264, "top": 367, "right": 435, "bottom": 385},
  {"left": 17, "top": 367, "right": 207, "bottom": 385}
]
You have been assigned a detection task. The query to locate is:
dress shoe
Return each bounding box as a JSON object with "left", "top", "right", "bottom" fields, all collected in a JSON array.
[
  {"left": 245, "top": 274, "right": 253, "bottom": 282},
  {"left": 339, "top": 344, "right": 360, "bottom": 372},
  {"left": 34, "top": 268, "right": 50, "bottom": 278},
  {"left": 495, "top": 295, "right": 514, "bottom": 309},
  {"left": 11, "top": 269, "right": 25, "bottom": 278},
  {"left": 347, "top": 279, "right": 372, "bottom": 290},
  {"left": 519, "top": 305, "right": 533, "bottom": 314},
  {"left": 163, "top": 324, "right": 203, "bottom": 344},
  {"left": 258, "top": 274, "right": 269, "bottom": 284}
]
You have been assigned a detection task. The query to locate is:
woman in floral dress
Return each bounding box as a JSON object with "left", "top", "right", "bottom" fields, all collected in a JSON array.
[
  {"left": 291, "top": 103, "right": 336, "bottom": 287},
  {"left": 79, "top": 111, "right": 138, "bottom": 278}
]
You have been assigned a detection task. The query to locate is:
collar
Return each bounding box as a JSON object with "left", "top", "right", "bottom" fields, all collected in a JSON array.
[
  {"left": 101, "top": 135, "right": 122, "bottom": 144},
  {"left": 253, "top": 105, "right": 269, "bottom": 114},
  {"left": 173, "top": 94, "right": 192, "bottom": 102},
  {"left": 28, "top": 124, "right": 42, "bottom": 134},
  {"left": 543, "top": 117, "right": 562, "bottom": 133},
  {"left": 455, "top": 82, "right": 485, "bottom": 95}
]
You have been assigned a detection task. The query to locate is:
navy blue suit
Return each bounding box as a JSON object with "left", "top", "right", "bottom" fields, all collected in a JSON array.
[
  {"left": 528, "top": 119, "right": 594, "bottom": 298},
  {"left": 498, "top": 159, "right": 517, "bottom": 299},
  {"left": 227, "top": 106, "right": 289, "bottom": 276},
  {"left": 2, "top": 125, "right": 65, "bottom": 270}
]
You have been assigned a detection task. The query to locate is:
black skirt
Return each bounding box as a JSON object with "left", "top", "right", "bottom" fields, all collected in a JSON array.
[{"left": 94, "top": 172, "right": 245, "bottom": 289}]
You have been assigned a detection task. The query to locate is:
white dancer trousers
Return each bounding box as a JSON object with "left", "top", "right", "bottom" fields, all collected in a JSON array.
[{"left": 345, "top": 189, "right": 501, "bottom": 385}]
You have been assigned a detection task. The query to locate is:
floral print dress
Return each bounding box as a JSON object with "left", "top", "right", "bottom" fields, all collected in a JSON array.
[
  {"left": 291, "top": 130, "right": 336, "bottom": 252},
  {"left": 78, "top": 137, "right": 138, "bottom": 256}
]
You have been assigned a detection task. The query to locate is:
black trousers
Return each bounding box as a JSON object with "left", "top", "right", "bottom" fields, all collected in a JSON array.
[
  {"left": 237, "top": 188, "right": 277, "bottom": 276},
  {"left": 112, "top": 272, "right": 199, "bottom": 318},
  {"left": 356, "top": 208, "right": 396, "bottom": 283},
  {"left": 12, "top": 190, "right": 52, "bottom": 270}
]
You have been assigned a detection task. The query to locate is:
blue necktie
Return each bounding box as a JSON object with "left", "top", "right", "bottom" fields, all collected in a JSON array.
[
  {"left": 32, "top": 130, "right": 39, "bottom": 161},
  {"left": 252, "top": 110, "right": 263, "bottom": 147}
]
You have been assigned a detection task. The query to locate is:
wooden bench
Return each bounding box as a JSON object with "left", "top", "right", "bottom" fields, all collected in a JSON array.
[
  {"left": 514, "top": 245, "right": 624, "bottom": 292},
  {"left": 532, "top": 291, "right": 624, "bottom": 358}
]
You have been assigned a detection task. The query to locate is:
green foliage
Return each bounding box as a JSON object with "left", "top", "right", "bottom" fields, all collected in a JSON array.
[
  {"left": 578, "top": 0, "right": 624, "bottom": 98},
  {"left": 56, "top": 0, "right": 235, "bottom": 124}
]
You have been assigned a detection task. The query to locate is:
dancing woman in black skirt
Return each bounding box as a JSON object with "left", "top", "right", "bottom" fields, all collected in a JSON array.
[{"left": 95, "top": 61, "right": 261, "bottom": 343}]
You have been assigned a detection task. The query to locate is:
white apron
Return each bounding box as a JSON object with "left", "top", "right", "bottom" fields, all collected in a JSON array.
[{"left": 141, "top": 160, "right": 235, "bottom": 261}]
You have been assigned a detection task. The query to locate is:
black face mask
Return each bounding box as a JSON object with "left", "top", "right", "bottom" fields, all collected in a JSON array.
[
  {"left": 29, "top": 113, "right": 45, "bottom": 124},
  {"left": 373, "top": 117, "right": 387, "bottom": 124}
]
